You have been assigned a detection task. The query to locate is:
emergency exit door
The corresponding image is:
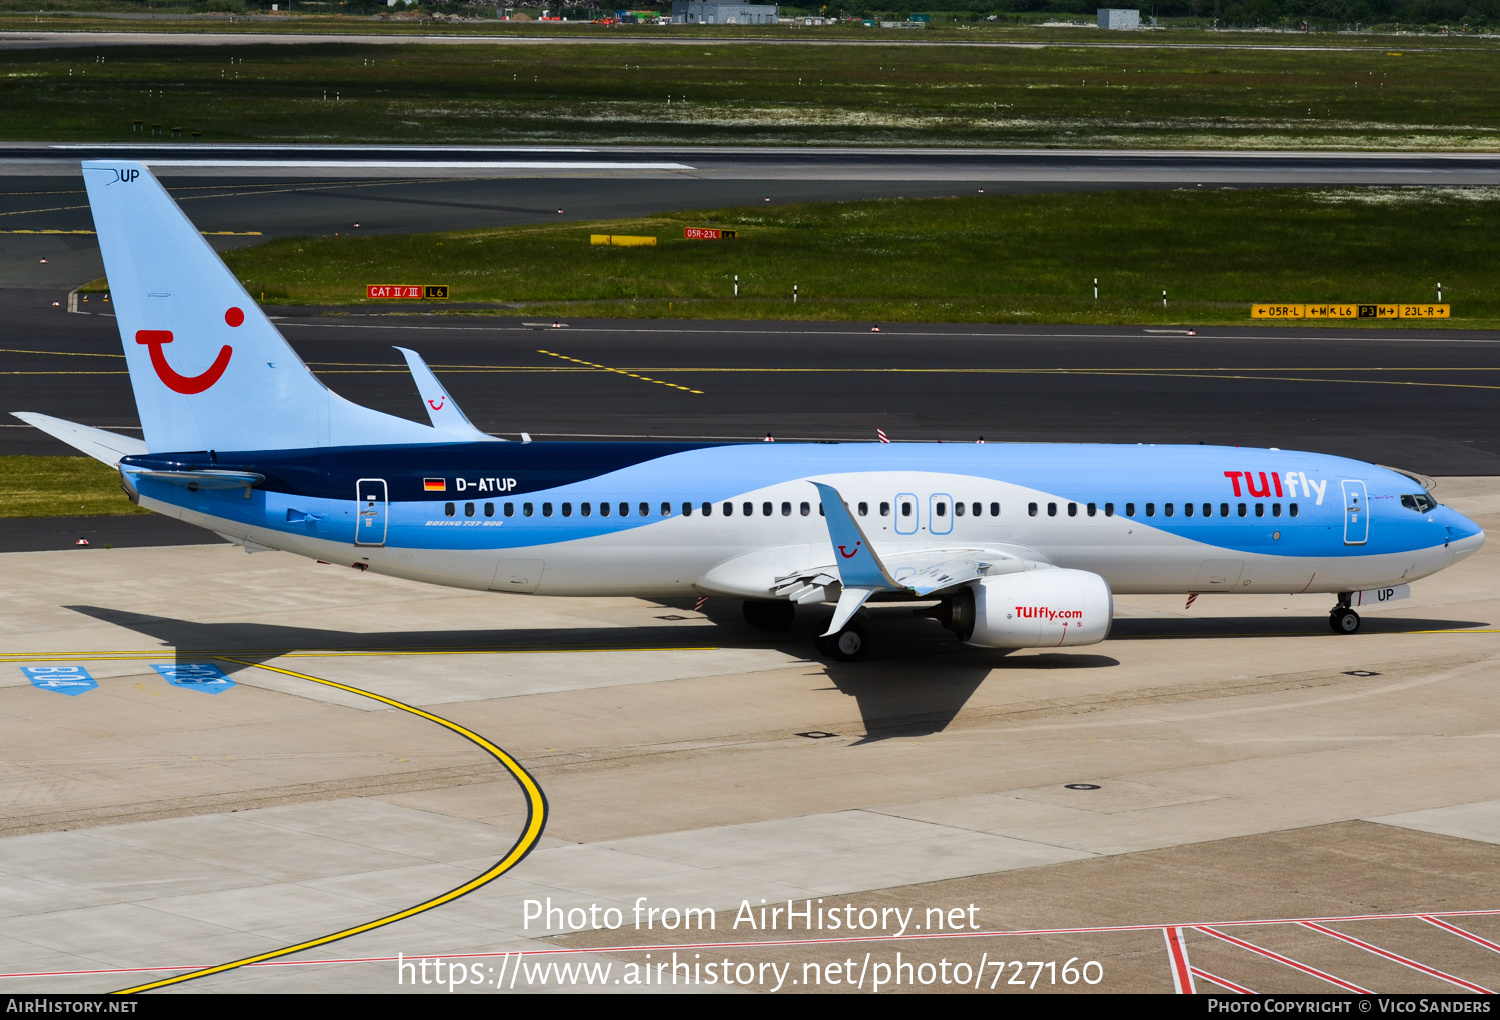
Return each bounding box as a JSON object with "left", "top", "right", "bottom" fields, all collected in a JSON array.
[{"left": 355, "top": 478, "right": 388, "bottom": 546}]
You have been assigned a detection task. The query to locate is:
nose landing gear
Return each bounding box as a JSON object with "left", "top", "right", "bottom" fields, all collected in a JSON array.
[{"left": 1330, "top": 608, "right": 1361, "bottom": 633}]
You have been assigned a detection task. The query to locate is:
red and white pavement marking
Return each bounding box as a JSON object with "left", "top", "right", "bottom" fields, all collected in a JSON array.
[
  {"left": 1190, "top": 966, "right": 1256, "bottom": 994},
  {"left": 1191, "top": 925, "right": 1375, "bottom": 993},
  {"left": 1300, "top": 921, "right": 1494, "bottom": 994},
  {"left": 1423, "top": 915, "right": 1500, "bottom": 955},
  {"left": 1165, "top": 926, "right": 1195, "bottom": 994}
]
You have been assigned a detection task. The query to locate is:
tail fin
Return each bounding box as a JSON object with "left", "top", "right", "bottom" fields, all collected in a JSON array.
[{"left": 83, "top": 160, "right": 447, "bottom": 453}]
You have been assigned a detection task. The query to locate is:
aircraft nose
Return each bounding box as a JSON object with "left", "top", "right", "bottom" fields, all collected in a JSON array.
[{"left": 1437, "top": 505, "right": 1486, "bottom": 557}]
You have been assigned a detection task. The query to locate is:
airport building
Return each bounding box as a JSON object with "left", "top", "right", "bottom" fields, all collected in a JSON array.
[
  {"left": 671, "top": 1, "right": 780, "bottom": 24},
  {"left": 1097, "top": 7, "right": 1140, "bottom": 28}
]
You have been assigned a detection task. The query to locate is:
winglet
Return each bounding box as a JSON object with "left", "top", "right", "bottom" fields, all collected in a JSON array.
[
  {"left": 809, "top": 481, "right": 904, "bottom": 592},
  {"left": 394, "top": 347, "right": 497, "bottom": 442}
]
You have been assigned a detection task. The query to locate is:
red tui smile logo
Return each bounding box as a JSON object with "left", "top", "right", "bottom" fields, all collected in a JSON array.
[
  {"left": 135, "top": 330, "right": 232, "bottom": 394},
  {"left": 838, "top": 542, "right": 861, "bottom": 559}
]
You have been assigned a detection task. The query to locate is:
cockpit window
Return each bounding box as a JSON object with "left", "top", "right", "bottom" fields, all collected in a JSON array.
[{"left": 1400, "top": 493, "right": 1438, "bottom": 513}]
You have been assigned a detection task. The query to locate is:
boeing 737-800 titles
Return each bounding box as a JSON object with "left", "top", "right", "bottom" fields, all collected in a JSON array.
[{"left": 14, "top": 162, "right": 1485, "bottom": 660}]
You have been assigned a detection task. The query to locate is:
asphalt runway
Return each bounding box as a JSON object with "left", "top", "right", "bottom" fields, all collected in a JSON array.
[
  {"left": 5, "top": 144, "right": 1500, "bottom": 184},
  {"left": 6, "top": 293, "right": 1500, "bottom": 475}
]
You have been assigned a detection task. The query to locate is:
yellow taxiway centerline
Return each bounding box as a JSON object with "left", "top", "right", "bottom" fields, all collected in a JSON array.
[{"left": 110, "top": 657, "right": 547, "bottom": 995}]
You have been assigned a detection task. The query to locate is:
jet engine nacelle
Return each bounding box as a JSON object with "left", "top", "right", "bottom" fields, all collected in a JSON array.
[{"left": 965, "top": 567, "right": 1114, "bottom": 648}]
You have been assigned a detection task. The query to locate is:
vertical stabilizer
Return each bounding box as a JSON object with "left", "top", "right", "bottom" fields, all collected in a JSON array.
[{"left": 83, "top": 160, "right": 448, "bottom": 453}]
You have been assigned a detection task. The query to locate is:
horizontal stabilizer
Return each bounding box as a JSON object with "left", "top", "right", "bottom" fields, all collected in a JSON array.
[
  {"left": 10, "top": 412, "right": 147, "bottom": 467},
  {"left": 394, "top": 346, "right": 497, "bottom": 442}
]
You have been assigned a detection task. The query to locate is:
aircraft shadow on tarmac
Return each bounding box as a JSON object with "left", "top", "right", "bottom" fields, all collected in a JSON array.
[{"left": 1109, "top": 615, "right": 1489, "bottom": 639}]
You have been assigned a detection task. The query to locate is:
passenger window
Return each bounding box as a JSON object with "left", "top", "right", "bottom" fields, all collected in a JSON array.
[
  {"left": 723, "top": 502, "right": 734, "bottom": 516},
  {"left": 800, "top": 501, "right": 810, "bottom": 516},
  {"left": 1220, "top": 503, "right": 1229, "bottom": 517},
  {"left": 954, "top": 502, "right": 965, "bottom": 517},
  {"left": 819, "top": 502, "right": 825, "bottom": 516},
  {"left": 879, "top": 502, "right": 890, "bottom": 516},
  {"left": 1087, "top": 502, "right": 1097, "bottom": 517},
  {"left": 1272, "top": 503, "right": 1282, "bottom": 517},
  {"left": 858, "top": 501, "right": 868, "bottom": 516},
  {"left": 444, "top": 502, "right": 455, "bottom": 517},
  {"left": 682, "top": 502, "right": 693, "bottom": 516},
  {"left": 1255, "top": 503, "right": 1265, "bottom": 517},
  {"left": 701, "top": 502, "right": 712, "bottom": 516},
  {"left": 1125, "top": 502, "right": 1135, "bottom": 517},
  {"left": 935, "top": 502, "right": 947, "bottom": 517},
  {"left": 1202, "top": 503, "right": 1211, "bottom": 518},
  {"left": 485, "top": 502, "right": 494, "bottom": 517},
  {"left": 526, "top": 503, "right": 537, "bottom": 517},
  {"left": 1029, "top": 502, "right": 1038, "bottom": 517},
  {"left": 505, "top": 502, "right": 515, "bottom": 517},
  {"left": 743, "top": 502, "right": 753, "bottom": 516},
  {"left": 620, "top": 502, "right": 630, "bottom": 517},
  {"left": 660, "top": 502, "right": 671, "bottom": 516},
  {"left": 1164, "top": 503, "right": 1174, "bottom": 517},
  {"left": 599, "top": 502, "right": 610, "bottom": 517},
  {"left": 1104, "top": 502, "right": 1114, "bottom": 517},
  {"left": 581, "top": 502, "right": 591, "bottom": 517},
  {"left": 763, "top": 501, "right": 773, "bottom": 516},
  {"left": 1238, "top": 503, "right": 1247, "bottom": 517},
  {"left": 561, "top": 502, "right": 572, "bottom": 517},
  {"left": 989, "top": 502, "right": 999, "bottom": 517},
  {"left": 639, "top": 502, "right": 649, "bottom": 517},
  {"left": 1047, "top": 502, "right": 1057, "bottom": 517},
  {"left": 1145, "top": 503, "right": 1155, "bottom": 517},
  {"left": 974, "top": 502, "right": 984, "bottom": 517},
  {"left": 781, "top": 501, "right": 792, "bottom": 516},
  {"left": 1290, "top": 503, "right": 1299, "bottom": 517},
  {"left": 1067, "top": 502, "right": 1077, "bottom": 517},
  {"left": 900, "top": 501, "right": 912, "bottom": 517},
  {"left": 465, "top": 502, "right": 475, "bottom": 517},
  {"left": 1184, "top": 503, "right": 1194, "bottom": 517}
]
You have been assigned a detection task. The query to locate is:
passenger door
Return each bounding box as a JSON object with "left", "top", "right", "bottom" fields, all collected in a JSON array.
[
  {"left": 1341, "top": 479, "right": 1368, "bottom": 546},
  {"left": 929, "top": 493, "right": 953, "bottom": 536},
  {"left": 355, "top": 478, "right": 388, "bottom": 547}
]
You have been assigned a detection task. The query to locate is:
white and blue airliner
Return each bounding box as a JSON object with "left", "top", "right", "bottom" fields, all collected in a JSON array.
[{"left": 15, "top": 162, "right": 1485, "bottom": 660}]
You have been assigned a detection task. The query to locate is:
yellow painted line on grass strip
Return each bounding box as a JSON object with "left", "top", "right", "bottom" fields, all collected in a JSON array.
[
  {"left": 112, "top": 657, "right": 547, "bottom": 995},
  {"left": 537, "top": 349, "right": 703, "bottom": 394}
]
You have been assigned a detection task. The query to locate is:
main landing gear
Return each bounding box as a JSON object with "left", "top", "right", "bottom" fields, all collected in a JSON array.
[
  {"left": 742, "top": 599, "right": 796, "bottom": 632},
  {"left": 1329, "top": 594, "right": 1361, "bottom": 634},
  {"left": 815, "top": 619, "right": 869, "bottom": 662}
]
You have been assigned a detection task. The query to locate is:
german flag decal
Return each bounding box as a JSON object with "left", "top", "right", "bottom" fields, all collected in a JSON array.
[{"left": 423, "top": 478, "right": 446, "bottom": 492}]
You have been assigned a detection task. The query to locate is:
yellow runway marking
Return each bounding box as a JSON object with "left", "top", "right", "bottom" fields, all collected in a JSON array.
[
  {"left": 537, "top": 349, "right": 703, "bottom": 394},
  {"left": 110, "top": 657, "right": 547, "bottom": 995},
  {"left": 0, "top": 347, "right": 123, "bottom": 358}
]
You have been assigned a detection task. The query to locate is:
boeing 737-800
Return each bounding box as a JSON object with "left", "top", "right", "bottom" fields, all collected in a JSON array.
[{"left": 14, "top": 162, "right": 1485, "bottom": 660}]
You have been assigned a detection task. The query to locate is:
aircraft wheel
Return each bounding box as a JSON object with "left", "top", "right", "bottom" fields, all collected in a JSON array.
[
  {"left": 1330, "top": 608, "right": 1361, "bottom": 634},
  {"left": 743, "top": 599, "right": 795, "bottom": 632},
  {"left": 815, "top": 620, "right": 869, "bottom": 662}
]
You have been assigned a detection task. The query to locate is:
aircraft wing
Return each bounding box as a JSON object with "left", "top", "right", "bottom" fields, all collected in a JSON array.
[
  {"left": 11, "top": 412, "right": 147, "bottom": 467},
  {"left": 394, "top": 347, "right": 498, "bottom": 442}
]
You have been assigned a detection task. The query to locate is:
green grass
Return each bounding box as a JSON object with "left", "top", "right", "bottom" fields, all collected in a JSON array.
[
  {"left": 5, "top": 37, "right": 1500, "bottom": 148},
  {"left": 217, "top": 186, "right": 1500, "bottom": 326},
  {"left": 0, "top": 455, "right": 147, "bottom": 518}
]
